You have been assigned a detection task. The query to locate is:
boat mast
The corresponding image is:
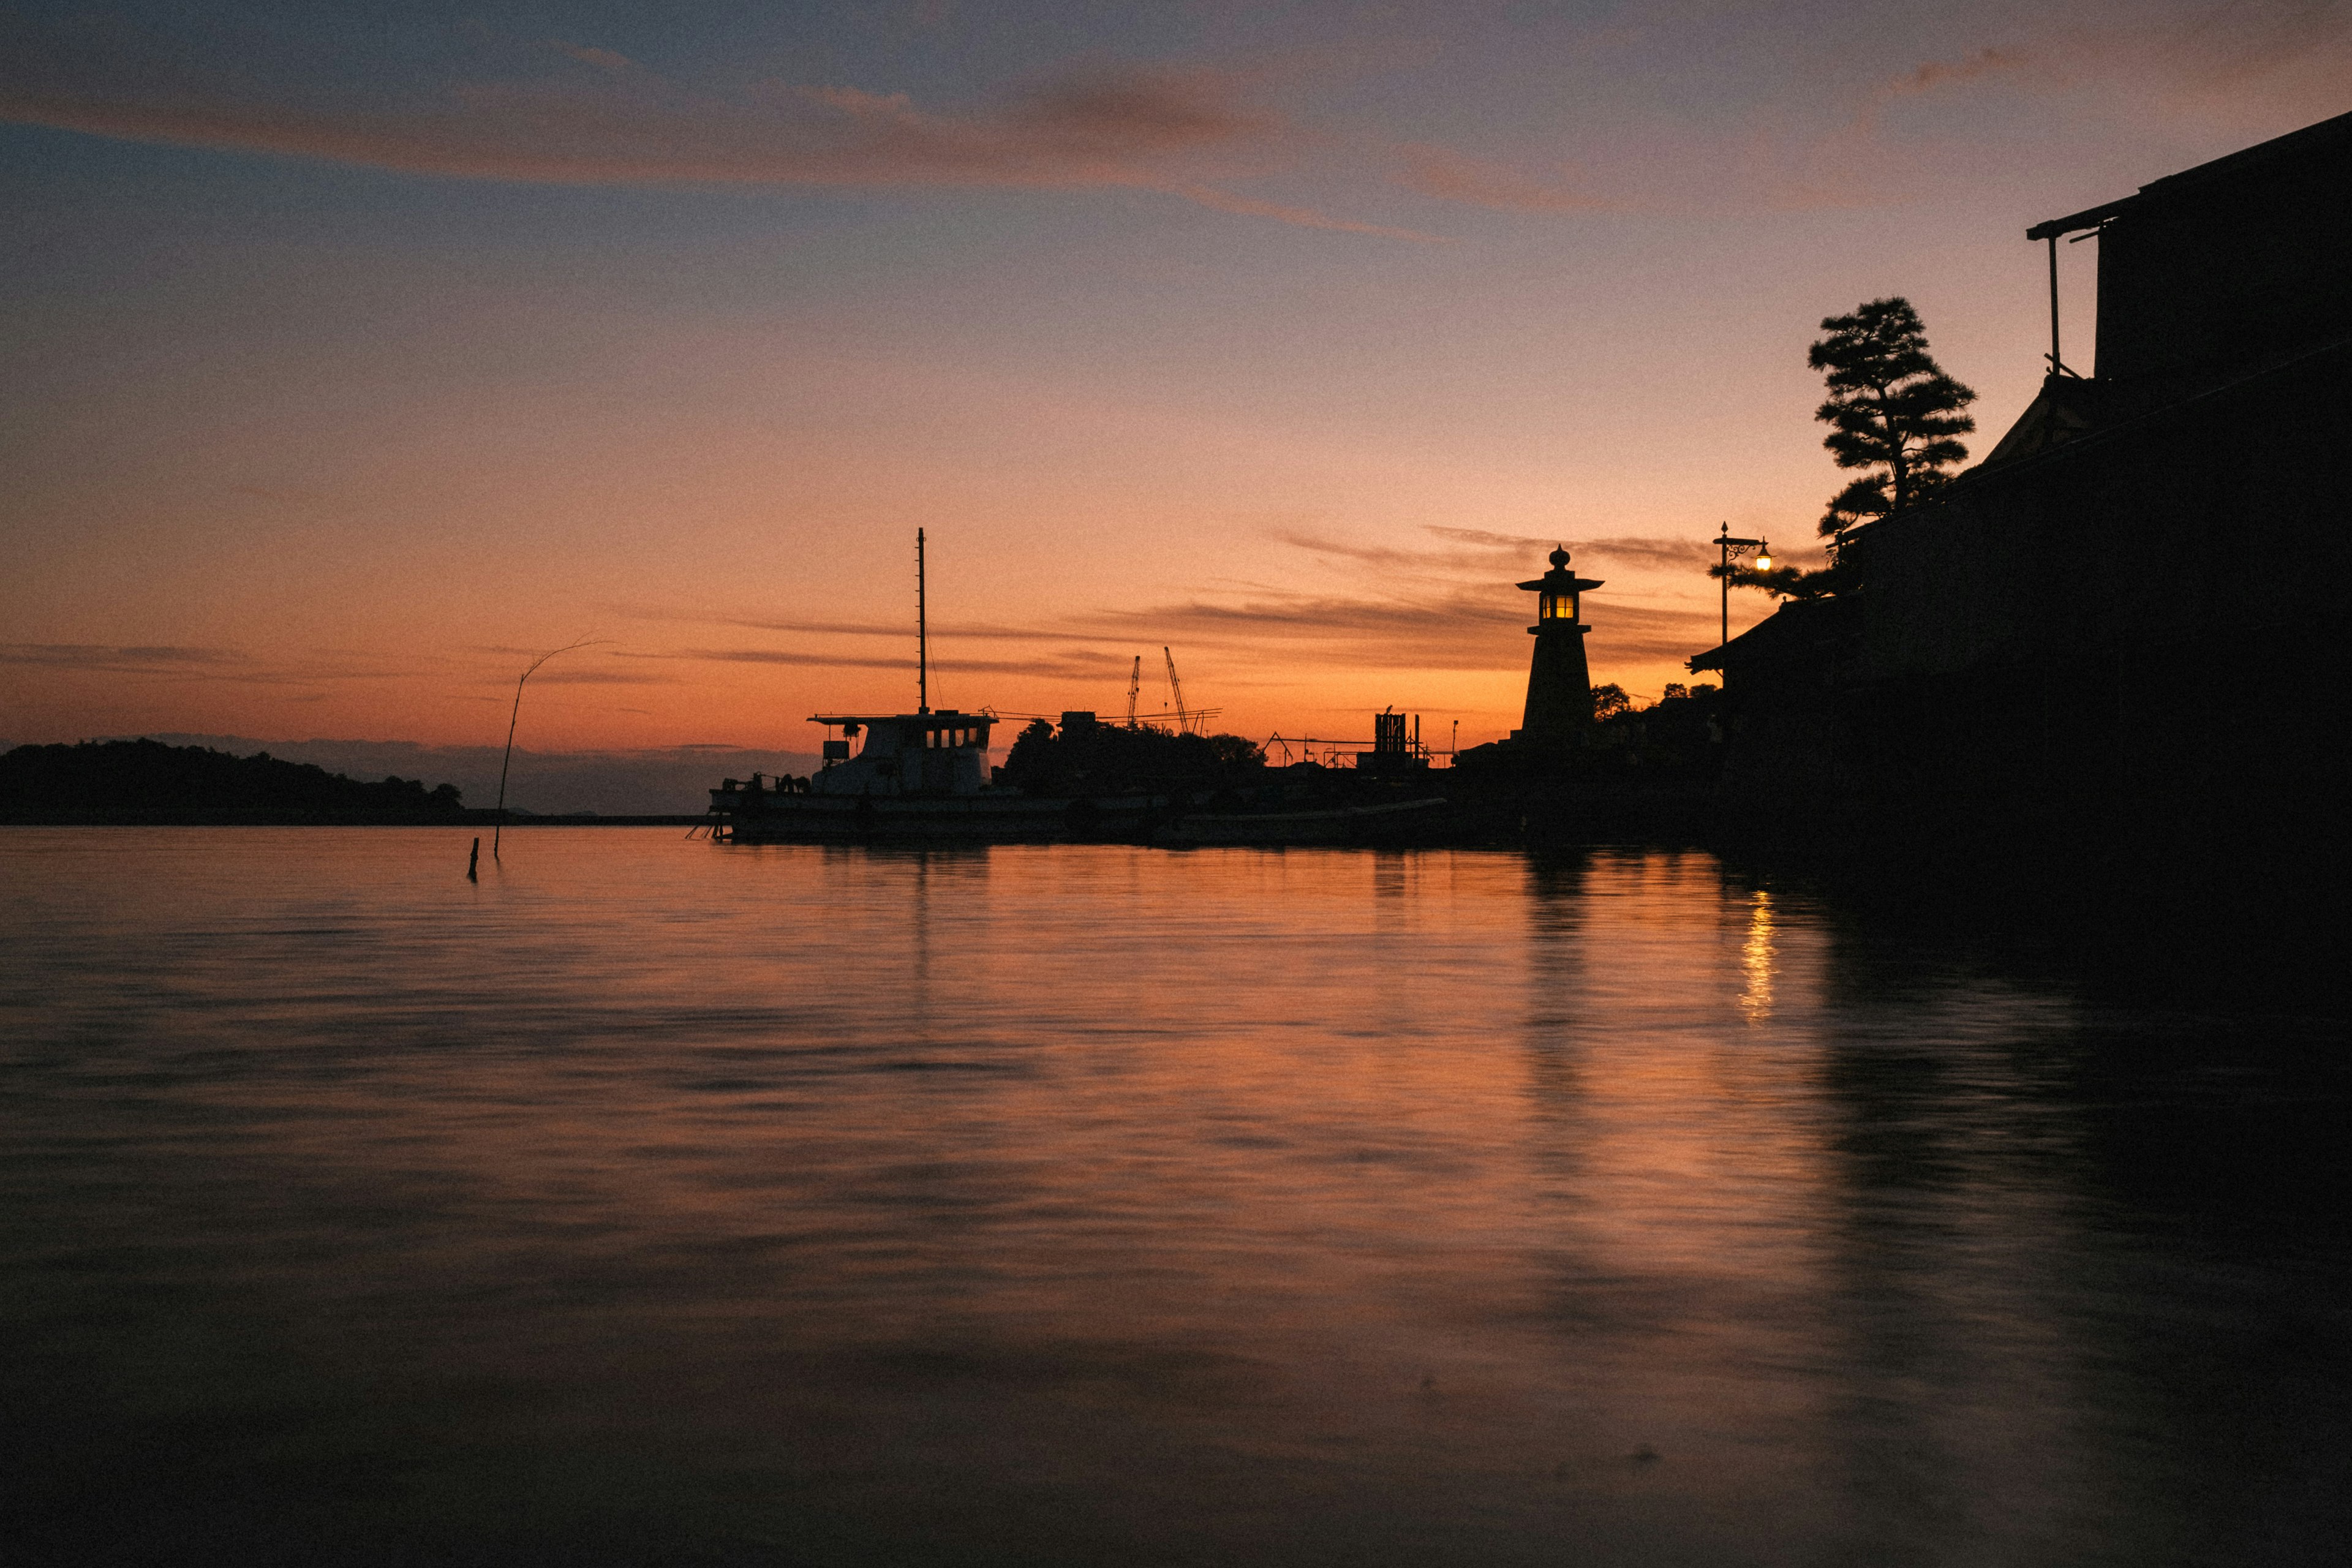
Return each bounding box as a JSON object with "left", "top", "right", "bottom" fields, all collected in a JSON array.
[{"left": 916, "top": 527, "right": 929, "bottom": 715}]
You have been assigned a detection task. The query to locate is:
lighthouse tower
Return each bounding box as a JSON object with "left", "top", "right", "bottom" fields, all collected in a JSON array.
[{"left": 1513, "top": 546, "right": 1604, "bottom": 745}]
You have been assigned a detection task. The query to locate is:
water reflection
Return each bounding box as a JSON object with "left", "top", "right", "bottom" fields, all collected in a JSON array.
[
  {"left": 0, "top": 830, "right": 2344, "bottom": 1566},
  {"left": 1740, "top": 887, "right": 1776, "bottom": 1022}
]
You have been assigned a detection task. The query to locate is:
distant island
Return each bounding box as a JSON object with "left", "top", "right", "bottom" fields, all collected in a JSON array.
[{"left": 1, "top": 739, "right": 468, "bottom": 826}]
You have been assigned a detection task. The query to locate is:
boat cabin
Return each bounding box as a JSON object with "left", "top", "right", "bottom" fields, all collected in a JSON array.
[{"left": 810, "top": 710, "right": 995, "bottom": 796}]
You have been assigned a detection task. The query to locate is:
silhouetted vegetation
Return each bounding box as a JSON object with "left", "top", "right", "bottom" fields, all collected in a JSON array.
[
  {"left": 1728, "top": 296, "right": 1976, "bottom": 603},
  {"left": 1590, "top": 681, "right": 1721, "bottom": 772},
  {"left": 1447, "top": 681, "right": 1724, "bottom": 842},
  {"left": 1811, "top": 296, "right": 1977, "bottom": 531},
  {"left": 998, "top": 720, "right": 1266, "bottom": 796},
  {"left": 0, "top": 739, "right": 466, "bottom": 824}
]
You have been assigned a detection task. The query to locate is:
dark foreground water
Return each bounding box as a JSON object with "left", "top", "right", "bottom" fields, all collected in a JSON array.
[{"left": 2, "top": 829, "right": 2346, "bottom": 1566}]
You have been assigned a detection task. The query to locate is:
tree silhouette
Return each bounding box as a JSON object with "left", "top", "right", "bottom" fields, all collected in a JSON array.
[
  {"left": 1717, "top": 297, "right": 1977, "bottom": 606},
  {"left": 1807, "top": 296, "right": 1975, "bottom": 538}
]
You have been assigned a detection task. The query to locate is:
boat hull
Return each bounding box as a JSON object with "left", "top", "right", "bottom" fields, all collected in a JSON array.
[
  {"left": 710, "top": 790, "right": 1165, "bottom": 843},
  {"left": 710, "top": 788, "right": 1452, "bottom": 846}
]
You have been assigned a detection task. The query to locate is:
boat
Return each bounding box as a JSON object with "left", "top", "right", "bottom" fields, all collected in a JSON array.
[
  {"left": 712, "top": 739, "right": 1449, "bottom": 846},
  {"left": 710, "top": 530, "right": 1167, "bottom": 843},
  {"left": 707, "top": 532, "right": 1450, "bottom": 846},
  {"left": 709, "top": 707, "right": 1167, "bottom": 843}
]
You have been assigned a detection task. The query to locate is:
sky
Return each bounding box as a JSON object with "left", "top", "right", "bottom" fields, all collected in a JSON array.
[{"left": 5, "top": 0, "right": 2347, "bottom": 764}]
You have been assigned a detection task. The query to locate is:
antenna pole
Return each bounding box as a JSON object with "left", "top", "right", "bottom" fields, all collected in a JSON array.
[
  {"left": 2047, "top": 235, "right": 2061, "bottom": 376},
  {"left": 917, "top": 528, "right": 929, "bottom": 715},
  {"left": 1718, "top": 523, "right": 1730, "bottom": 646}
]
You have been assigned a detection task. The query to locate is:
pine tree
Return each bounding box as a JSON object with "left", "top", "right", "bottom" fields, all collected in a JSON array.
[{"left": 1807, "top": 296, "right": 1977, "bottom": 538}]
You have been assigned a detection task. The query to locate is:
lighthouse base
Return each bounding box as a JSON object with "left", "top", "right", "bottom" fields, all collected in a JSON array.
[{"left": 1517, "top": 626, "right": 1596, "bottom": 745}]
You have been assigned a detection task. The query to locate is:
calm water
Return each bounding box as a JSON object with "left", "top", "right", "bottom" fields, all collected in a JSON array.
[{"left": 2, "top": 829, "right": 2346, "bottom": 1566}]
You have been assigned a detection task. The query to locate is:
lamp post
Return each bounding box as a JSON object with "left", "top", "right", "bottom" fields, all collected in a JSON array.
[{"left": 1713, "top": 522, "right": 1772, "bottom": 646}]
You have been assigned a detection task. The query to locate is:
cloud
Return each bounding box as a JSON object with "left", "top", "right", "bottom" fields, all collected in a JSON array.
[
  {"left": 2158, "top": 0, "right": 2352, "bottom": 88},
  {"left": 0, "top": 37, "right": 1424, "bottom": 236},
  {"left": 1880, "top": 46, "right": 2031, "bottom": 103},
  {"left": 1281, "top": 526, "right": 1721, "bottom": 573},
  {"left": 519, "top": 667, "right": 674, "bottom": 685},
  {"left": 1390, "top": 143, "right": 1616, "bottom": 214},
  {"left": 1, "top": 643, "right": 243, "bottom": 673},
  {"left": 1845, "top": 45, "right": 2032, "bottom": 138},
  {"left": 1697, "top": 41, "right": 2038, "bottom": 211},
  {"left": 617, "top": 519, "right": 1738, "bottom": 686},
  {"left": 618, "top": 607, "right": 1126, "bottom": 645},
  {"left": 655, "top": 647, "right": 1133, "bottom": 679},
  {"left": 1172, "top": 181, "right": 1445, "bottom": 240},
  {"left": 1570, "top": 536, "right": 1718, "bottom": 569},
  {"left": 1, "top": 641, "right": 475, "bottom": 687},
  {"left": 1084, "top": 586, "right": 1717, "bottom": 669},
  {"left": 551, "top": 41, "right": 635, "bottom": 74},
  {"left": 1005, "top": 69, "right": 1277, "bottom": 153}
]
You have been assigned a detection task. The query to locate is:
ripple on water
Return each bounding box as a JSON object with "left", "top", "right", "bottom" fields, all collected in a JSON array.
[{"left": 1, "top": 827, "right": 2347, "bottom": 1567}]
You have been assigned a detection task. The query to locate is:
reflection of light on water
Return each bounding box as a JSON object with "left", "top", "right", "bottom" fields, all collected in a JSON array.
[
  {"left": 2, "top": 834, "right": 2286, "bottom": 1564},
  {"left": 1740, "top": 888, "right": 1774, "bottom": 1022}
]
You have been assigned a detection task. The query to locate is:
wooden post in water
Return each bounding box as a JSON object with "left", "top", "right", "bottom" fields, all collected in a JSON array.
[
  {"left": 492, "top": 637, "right": 609, "bottom": 861},
  {"left": 467, "top": 837, "right": 479, "bottom": 881}
]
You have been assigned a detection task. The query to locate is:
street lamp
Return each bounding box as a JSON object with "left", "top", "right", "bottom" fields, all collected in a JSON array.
[{"left": 1714, "top": 523, "right": 1771, "bottom": 646}]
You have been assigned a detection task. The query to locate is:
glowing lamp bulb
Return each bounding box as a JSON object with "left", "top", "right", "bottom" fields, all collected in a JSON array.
[{"left": 1754, "top": 552, "right": 1773, "bottom": 570}]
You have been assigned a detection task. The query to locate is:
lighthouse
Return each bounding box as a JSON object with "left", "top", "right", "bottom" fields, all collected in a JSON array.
[{"left": 1513, "top": 546, "right": 1603, "bottom": 745}]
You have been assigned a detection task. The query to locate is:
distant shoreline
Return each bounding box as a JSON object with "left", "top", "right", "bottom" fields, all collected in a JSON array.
[{"left": 0, "top": 813, "right": 711, "bottom": 827}]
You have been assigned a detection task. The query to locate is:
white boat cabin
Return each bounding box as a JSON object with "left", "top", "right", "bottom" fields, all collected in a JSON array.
[{"left": 811, "top": 710, "right": 995, "bottom": 796}]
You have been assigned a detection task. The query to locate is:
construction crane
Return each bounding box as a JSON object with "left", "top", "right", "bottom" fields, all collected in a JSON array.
[
  {"left": 1163, "top": 647, "right": 1193, "bottom": 736},
  {"left": 1125, "top": 656, "right": 1142, "bottom": 729}
]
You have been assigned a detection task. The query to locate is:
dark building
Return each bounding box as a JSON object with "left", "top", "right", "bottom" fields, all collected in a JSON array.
[{"left": 1694, "top": 110, "right": 2350, "bottom": 896}]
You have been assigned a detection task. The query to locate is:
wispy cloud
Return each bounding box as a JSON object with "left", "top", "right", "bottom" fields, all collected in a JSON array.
[
  {"left": 522, "top": 667, "right": 674, "bottom": 685},
  {"left": 550, "top": 40, "right": 635, "bottom": 74},
  {"left": 1853, "top": 45, "right": 2033, "bottom": 131},
  {"left": 2, "top": 641, "right": 489, "bottom": 688},
  {"left": 662, "top": 647, "right": 1134, "bottom": 679},
  {"left": 1092, "top": 586, "right": 1716, "bottom": 668},
  {"left": 616, "top": 521, "right": 1737, "bottom": 683},
  {"left": 1, "top": 643, "right": 243, "bottom": 673},
  {"left": 619, "top": 606, "right": 1136, "bottom": 646},
  {"left": 2174, "top": 0, "right": 2352, "bottom": 82},
  {"left": 1389, "top": 143, "right": 1618, "bottom": 214},
  {"left": 0, "top": 33, "right": 1435, "bottom": 236},
  {"left": 1172, "top": 179, "right": 1442, "bottom": 239},
  {"left": 1281, "top": 526, "right": 1720, "bottom": 573}
]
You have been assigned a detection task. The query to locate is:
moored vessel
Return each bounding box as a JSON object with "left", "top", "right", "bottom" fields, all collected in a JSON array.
[
  {"left": 710, "top": 707, "right": 1166, "bottom": 843},
  {"left": 710, "top": 531, "right": 1167, "bottom": 843},
  {"left": 708, "top": 531, "right": 1449, "bottom": 846}
]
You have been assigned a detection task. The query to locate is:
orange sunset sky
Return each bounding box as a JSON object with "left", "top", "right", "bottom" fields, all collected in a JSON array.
[{"left": 5, "top": 1, "right": 2346, "bottom": 761}]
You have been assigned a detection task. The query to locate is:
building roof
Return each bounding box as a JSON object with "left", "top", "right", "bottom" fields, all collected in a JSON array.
[
  {"left": 1687, "top": 595, "right": 1860, "bottom": 675},
  {"left": 1978, "top": 372, "right": 2121, "bottom": 467},
  {"left": 2026, "top": 107, "right": 2352, "bottom": 239}
]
